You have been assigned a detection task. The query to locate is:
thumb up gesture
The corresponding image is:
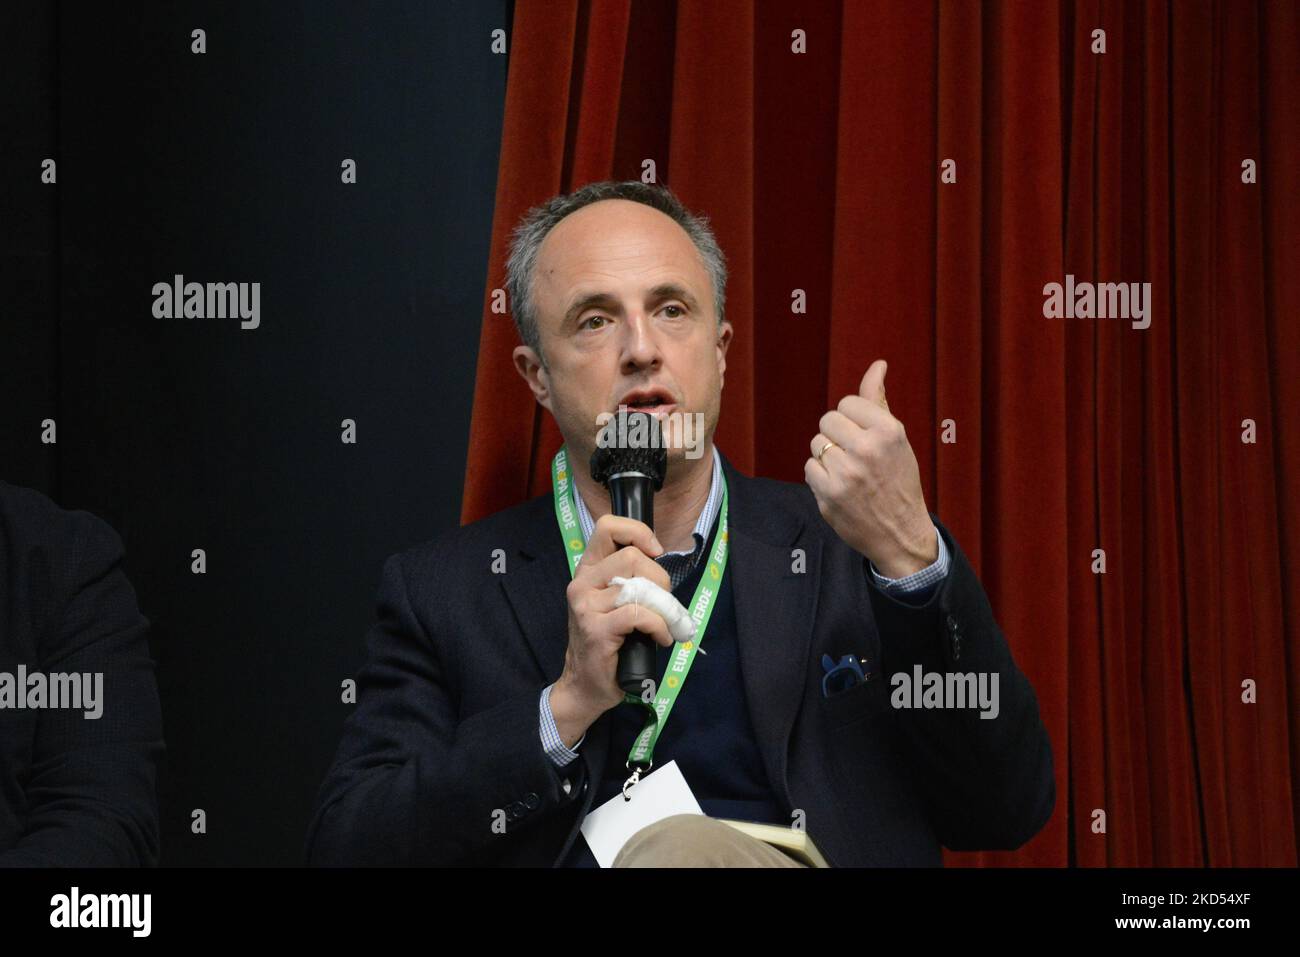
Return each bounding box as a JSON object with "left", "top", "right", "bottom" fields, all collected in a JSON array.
[{"left": 804, "top": 360, "right": 938, "bottom": 578}]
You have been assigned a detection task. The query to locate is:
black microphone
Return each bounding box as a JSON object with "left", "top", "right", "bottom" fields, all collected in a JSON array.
[{"left": 590, "top": 410, "right": 669, "bottom": 696}]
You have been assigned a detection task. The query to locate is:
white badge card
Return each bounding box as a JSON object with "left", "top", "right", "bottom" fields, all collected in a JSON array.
[{"left": 579, "top": 760, "right": 703, "bottom": 867}]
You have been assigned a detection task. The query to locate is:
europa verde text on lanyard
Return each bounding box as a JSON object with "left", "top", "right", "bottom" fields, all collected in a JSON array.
[{"left": 551, "top": 445, "right": 729, "bottom": 796}]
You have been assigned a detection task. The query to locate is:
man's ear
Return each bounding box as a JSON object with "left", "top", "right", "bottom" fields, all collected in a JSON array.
[
  {"left": 512, "top": 345, "right": 553, "bottom": 412},
  {"left": 715, "top": 320, "right": 734, "bottom": 385}
]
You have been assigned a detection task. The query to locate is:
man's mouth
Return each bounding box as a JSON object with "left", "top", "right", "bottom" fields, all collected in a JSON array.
[{"left": 616, "top": 388, "right": 677, "bottom": 416}]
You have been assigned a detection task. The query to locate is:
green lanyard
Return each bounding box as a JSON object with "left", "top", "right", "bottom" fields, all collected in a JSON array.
[{"left": 550, "top": 445, "right": 729, "bottom": 794}]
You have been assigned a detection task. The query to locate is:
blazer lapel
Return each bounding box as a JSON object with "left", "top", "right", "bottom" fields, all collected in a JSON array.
[
  {"left": 499, "top": 497, "right": 571, "bottom": 682},
  {"left": 719, "top": 451, "right": 821, "bottom": 815}
]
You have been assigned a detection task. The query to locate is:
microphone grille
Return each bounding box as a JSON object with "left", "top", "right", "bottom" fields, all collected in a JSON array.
[{"left": 590, "top": 411, "right": 668, "bottom": 490}]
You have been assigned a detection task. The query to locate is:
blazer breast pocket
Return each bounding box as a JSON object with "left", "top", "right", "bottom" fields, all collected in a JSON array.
[{"left": 821, "top": 675, "right": 892, "bottom": 730}]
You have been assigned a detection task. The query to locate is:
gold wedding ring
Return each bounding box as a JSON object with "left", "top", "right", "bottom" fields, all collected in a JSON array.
[{"left": 816, "top": 440, "right": 838, "bottom": 464}]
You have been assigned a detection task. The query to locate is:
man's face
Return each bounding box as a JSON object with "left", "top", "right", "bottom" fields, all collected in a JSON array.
[{"left": 513, "top": 199, "right": 733, "bottom": 470}]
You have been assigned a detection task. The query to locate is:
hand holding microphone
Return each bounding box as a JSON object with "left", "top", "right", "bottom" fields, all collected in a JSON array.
[
  {"left": 550, "top": 410, "right": 677, "bottom": 745},
  {"left": 551, "top": 513, "right": 675, "bottom": 745}
]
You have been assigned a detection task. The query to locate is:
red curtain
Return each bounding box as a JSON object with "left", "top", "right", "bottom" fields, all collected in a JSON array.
[{"left": 462, "top": 0, "right": 1298, "bottom": 867}]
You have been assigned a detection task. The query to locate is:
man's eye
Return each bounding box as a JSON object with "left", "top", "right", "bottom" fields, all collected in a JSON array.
[
  {"left": 662, "top": 305, "right": 686, "bottom": 318},
  {"left": 582, "top": 315, "right": 607, "bottom": 330}
]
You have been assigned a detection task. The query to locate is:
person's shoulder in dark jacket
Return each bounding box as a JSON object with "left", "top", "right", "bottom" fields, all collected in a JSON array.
[
  {"left": 381, "top": 490, "right": 556, "bottom": 612},
  {"left": 0, "top": 480, "right": 164, "bottom": 867}
]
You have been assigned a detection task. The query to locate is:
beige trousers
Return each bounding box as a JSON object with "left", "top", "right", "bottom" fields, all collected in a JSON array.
[{"left": 612, "top": 813, "right": 808, "bottom": 868}]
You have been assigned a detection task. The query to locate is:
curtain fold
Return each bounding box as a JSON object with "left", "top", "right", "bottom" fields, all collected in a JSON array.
[{"left": 462, "top": 0, "right": 1298, "bottom": 867}]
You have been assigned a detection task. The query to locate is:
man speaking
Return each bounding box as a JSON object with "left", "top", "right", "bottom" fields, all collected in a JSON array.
[{"left": 306, "top": 181, "right": 1054, "bottom": 867}]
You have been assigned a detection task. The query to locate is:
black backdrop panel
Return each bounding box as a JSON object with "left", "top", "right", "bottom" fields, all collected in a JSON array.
[{"left": 3, "top": 1, "right": 509, "bottom": 865}]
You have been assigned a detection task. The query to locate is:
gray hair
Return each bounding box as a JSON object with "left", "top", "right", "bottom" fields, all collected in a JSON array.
[{"left": 503, "top": 180, "right": 728, "bottom": 367}]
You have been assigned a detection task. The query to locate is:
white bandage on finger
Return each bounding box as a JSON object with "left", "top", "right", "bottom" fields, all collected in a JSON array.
[{"left": 607, "top": 575, "right": 697, "bottom": 644}]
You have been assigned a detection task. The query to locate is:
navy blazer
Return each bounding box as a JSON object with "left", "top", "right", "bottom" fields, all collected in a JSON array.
[
  {"left": 306, "top": 450, "right": 1055, "bottom": 866},
  {"left": 0, "top": 481, "right": 164, "bottom": 866}
]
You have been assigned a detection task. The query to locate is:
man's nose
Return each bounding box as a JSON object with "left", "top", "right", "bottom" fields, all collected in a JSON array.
[{"left": 619, "top": 312, "right": 663, "bottom": 369}]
